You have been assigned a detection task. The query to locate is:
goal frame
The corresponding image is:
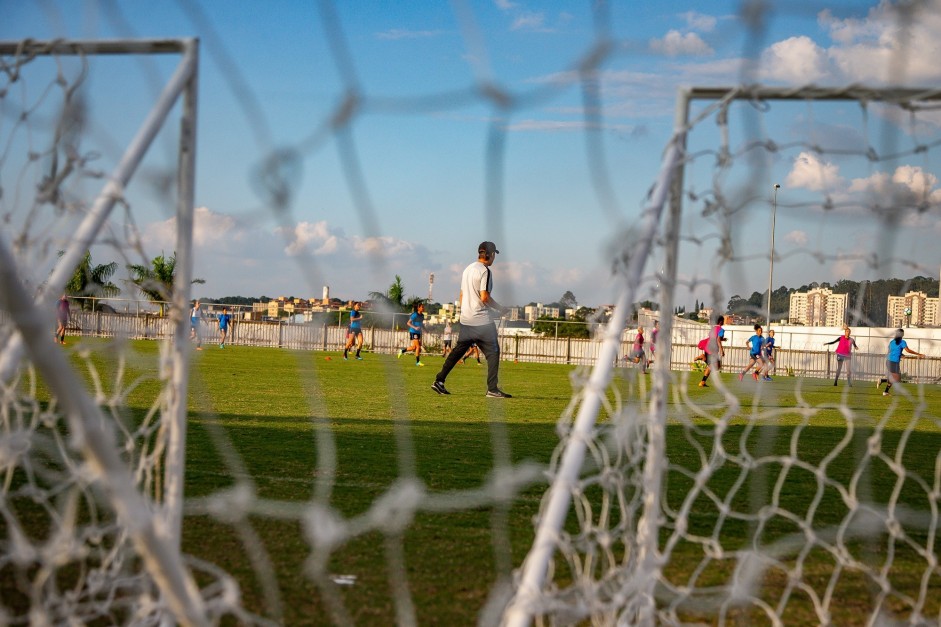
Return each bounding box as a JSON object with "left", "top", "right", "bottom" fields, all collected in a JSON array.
[
  {"left": 505, "top": 83, "right": 941, "bottom": 627},
  {"left": 0, "top": 38, "right": 202, "bottom": 623}
]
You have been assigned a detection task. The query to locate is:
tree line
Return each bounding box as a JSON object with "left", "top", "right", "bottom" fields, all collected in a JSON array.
[{"left": 727, "top": 277, "right": 940, "bottom": 326}]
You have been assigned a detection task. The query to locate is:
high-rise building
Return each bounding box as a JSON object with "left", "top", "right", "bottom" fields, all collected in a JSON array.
[
  {"left": 887, "top": 291, "right": 939, "bottom": 327},
  {"left": 788, "top": 287, "right": 847, "bottom": 326}
]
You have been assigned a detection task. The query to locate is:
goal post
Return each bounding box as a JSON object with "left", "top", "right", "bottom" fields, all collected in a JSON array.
[
  {"left": 504, "top": 83, "right": 941, "bottom": 625},
  {"left": 0, "top": 38, "right": 204, "bottom": 624}
]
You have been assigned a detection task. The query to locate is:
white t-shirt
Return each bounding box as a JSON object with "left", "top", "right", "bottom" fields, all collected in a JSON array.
[{"left": 460, "top": 261, "right": 494, "bottom": 327}]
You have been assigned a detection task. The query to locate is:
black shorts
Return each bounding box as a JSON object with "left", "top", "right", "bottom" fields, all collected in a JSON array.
[
  {"left": 443, "top": 339, "right": 452, "bottom": 347},
  {"left": 410, "top": 332, "right": 422, "bottom": 341},
  {"left": 887, "top": 360, "right": 901, "bottom": 375}
]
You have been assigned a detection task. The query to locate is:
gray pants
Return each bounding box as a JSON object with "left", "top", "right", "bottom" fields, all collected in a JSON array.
[{"left": 435, "top": 323, "right": 501, "bottom": 392}]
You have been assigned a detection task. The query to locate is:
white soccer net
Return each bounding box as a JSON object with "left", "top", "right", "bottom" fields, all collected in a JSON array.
[
  {"left": 0, "top": 39, "right": 216, "bottom": 624},
  {"left": 3, "top": 2, "right": 941, "bottom": 626},
  {"left": 507, "top": 84, "right": 941, "bottom": 626}
]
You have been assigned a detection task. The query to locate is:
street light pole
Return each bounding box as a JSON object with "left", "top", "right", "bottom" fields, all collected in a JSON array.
[{"left": 766, "top": 184, "right": 780, "bottom": 329}]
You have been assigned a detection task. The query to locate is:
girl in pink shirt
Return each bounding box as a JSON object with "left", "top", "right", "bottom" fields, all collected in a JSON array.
[{"left": 823, "top": 326, "right": 859, "bottom": 387}]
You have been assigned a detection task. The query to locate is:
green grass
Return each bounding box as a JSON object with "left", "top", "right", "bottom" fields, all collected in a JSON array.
[{"left": 4, "top": 340, "right": 941, "bottom": 625}]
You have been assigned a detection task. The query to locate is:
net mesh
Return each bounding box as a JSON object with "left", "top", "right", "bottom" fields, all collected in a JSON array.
[{"left": 3, "top": 2, "right": 941, "bottom": 626}]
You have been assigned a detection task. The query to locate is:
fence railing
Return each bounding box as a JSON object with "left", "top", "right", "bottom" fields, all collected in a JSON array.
[{"left": 7, "top": 309, "right": 939, "bottom": 384}]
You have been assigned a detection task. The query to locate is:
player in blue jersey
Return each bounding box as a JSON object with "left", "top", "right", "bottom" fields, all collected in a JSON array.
[
  {"left": 399, "top": 303, "right": 425, "bottom": 366},
  {"left": 764, "top": 329, "right": 776, "bottom": 375},
  {"left": 218, "top": 307, "right": 232, "bottom": 348},
  {"left": 879, "top": 328, "right": 924, "bottom": 396},
  {"left": 343, "top": 302, "right": 364, "bottom": 360},
  {"left": 740, "top": 324, "right": 770, "bottom": 381}
]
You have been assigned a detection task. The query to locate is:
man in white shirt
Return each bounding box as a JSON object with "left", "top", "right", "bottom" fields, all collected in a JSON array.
[{"left": 432, "top": 241, "right": 512, "bottom": 398}]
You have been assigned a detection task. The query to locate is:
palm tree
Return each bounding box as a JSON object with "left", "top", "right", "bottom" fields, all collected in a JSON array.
[
  {"left": 128, "top": 252, "right": 204, "bottom": 316},
  {"left": 368, "top": 275, "right": 407, "bottom": 311},
  {"left": 60, "top": 250, "right": 121, "bottom": 311}
]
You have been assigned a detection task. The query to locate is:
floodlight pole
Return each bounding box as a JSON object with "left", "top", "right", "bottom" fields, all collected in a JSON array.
[{"left": 766, "top": 184, "right": 780, "bottom": 329}]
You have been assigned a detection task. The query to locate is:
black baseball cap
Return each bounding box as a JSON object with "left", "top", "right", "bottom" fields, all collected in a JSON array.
[{"left": 478, "top": 241, "right": 500, "bottom": 255}]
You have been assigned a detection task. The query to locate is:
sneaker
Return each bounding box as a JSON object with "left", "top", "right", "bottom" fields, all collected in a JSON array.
[
  {"left": 416, "top": 362, "right": 425, "bottom": 367},
  {"left": 356, "top": 356, "right": 363, "bottom": 360},
  {"left": 833, "top": 381, "right": 838, "bottom": 386},
  {"left": 486, "top": 389, "right": 512, "bottom": 398},
  {"left": 883, "top": 391, "right": 890, "bottom": 396},
  {"left": 752, "top": 372, "right": 759, "bottom": 381},
  {"left": 763, "top": 376, "right": 772, "bottom": 382},
  {"left": 738, "top": 373, "right": 744, "bottom": 381},
  {"left": 698, "top": 381, "right": 708, "bottom": 387},
  {"left": 398, "top": 350, "right": 404, "bottom": 359},
  {"left": 431, "top": 380, "right": 450, "bottom": 395}
]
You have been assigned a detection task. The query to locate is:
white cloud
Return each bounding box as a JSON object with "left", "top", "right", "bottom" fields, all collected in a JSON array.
[
  {"left": 649, "top": 30, "right": 713, "bottom": 57},
  {"left": 679, "top": 11, "right": 717, "bottom": 32},
  {"left": 819, "top": 3, "right": 941, "bottom": 83},
  {"left": 493, "top": 0, "right": 516, "bottom": 10},
  {"left": 142, "top": 206, "right": 242, "bottom": 249},
  {"left": 847, "top": 165, "right": 941, "bottom": 209},
  {"left": 278, "top": 220, "right": 421, "bottom": 259},
  {"left": 784, "top": 230, "right": 808, "bottom": 245},
  {"left": 785, "top": 152, "right": 845, "bottom": 192},
  {"left": 511, "top": 12, "right": 548, "bottom": 32},
  {"left": 831, "top": 255, "right": 863, "bottom": 280},
  {"left": 761, "top": 36, "right": 828, "bottom": 83}
]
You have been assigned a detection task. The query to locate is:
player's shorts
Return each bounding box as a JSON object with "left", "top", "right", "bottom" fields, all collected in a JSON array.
[
  {"left": 631, "top": 349, "right": 645, "bottom": 360},
  {"left": 836, "top": 354, "right": 850, "bottom": 362},
  {"left": 887, "top": 360, "right": 901, "bottom": 375},
  {"left": 443, "top": 339, "right": 452, "bottom": 348},
  {"left": 347, "top": 328, "right": 362, "bottom": 337},
  {"left": 57, "top": 315, "right": 69, "bottom": 324},
  {"left": 409, "top": 332, "right": 422, "bottom": 341},
  {"left": 750, "top": 352, "right": 766, "bottom": 361},
  {"left": 190, "top": 319, "right": 199, "bottom": 328}
]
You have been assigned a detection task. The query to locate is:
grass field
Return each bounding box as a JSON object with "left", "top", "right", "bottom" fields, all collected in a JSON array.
[{"left": 5, "top": 339, "right": 941, "bottom": 625}]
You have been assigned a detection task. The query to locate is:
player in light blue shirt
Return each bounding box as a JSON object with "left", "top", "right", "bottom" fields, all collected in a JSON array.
[
  {"left": 218, "top": 307, "right": 232, "bottom": 348},
  {"left": 344, "top": 302, "right": 364, "bottom": 360},
  {"left": 399, "top": 303, "right": 425, "bottom": 365},
  {"left": 740, "top": 324, "right": 770, "bottom": 381},
  {"left": 879, "top": 328, "right": 924, "bottom": 396}
]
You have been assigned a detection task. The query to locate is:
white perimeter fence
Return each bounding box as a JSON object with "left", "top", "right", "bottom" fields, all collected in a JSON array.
[{"left": 10, "top": 308, "right": 941, "bottom": 384}]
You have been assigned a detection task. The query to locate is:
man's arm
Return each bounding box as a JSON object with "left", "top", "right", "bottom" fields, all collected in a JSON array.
[{"left": 480, "top": 290, "right": 508, "bottom": 316}]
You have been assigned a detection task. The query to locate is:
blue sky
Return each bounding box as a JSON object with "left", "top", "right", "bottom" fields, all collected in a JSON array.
[{"left": 3, "top": 1, "right": 941, "bottom": 310}]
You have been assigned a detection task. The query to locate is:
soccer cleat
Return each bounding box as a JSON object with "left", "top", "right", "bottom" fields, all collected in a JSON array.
[
  {"left": 833, "top": 381, "right": 838, "bottom": 386},
  {"left": 416, "top": 362, "right": 425, "bottom": 367},
  {"left": 486, "top": 389, "right": 512, "bottom": 398},
  {"left": 344, "top": 356, "right": 348, "bottom": 361},
  {"left": 738, "top": 373, "right": 744, "bottom": 381},
  {"left": 698, "top": 381, "right": 708, "bottom": 387},
  {"left": 763, "top": 376, "right": 772, "bottom": 382},
  {"left": 883, "top": 391, "right": 890, "bottom": 396},
  {"left": 752, "top": 372, "right": 759, "bottom": 381},
  {"left": 356, "top": 356, "right": 363, "bottom": 360},
  {"left": 398, "top": 350, "right": 404, "bottom": 358},
  {"left": 431, "top": 381, "right": 450, "bottom": 395}
]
